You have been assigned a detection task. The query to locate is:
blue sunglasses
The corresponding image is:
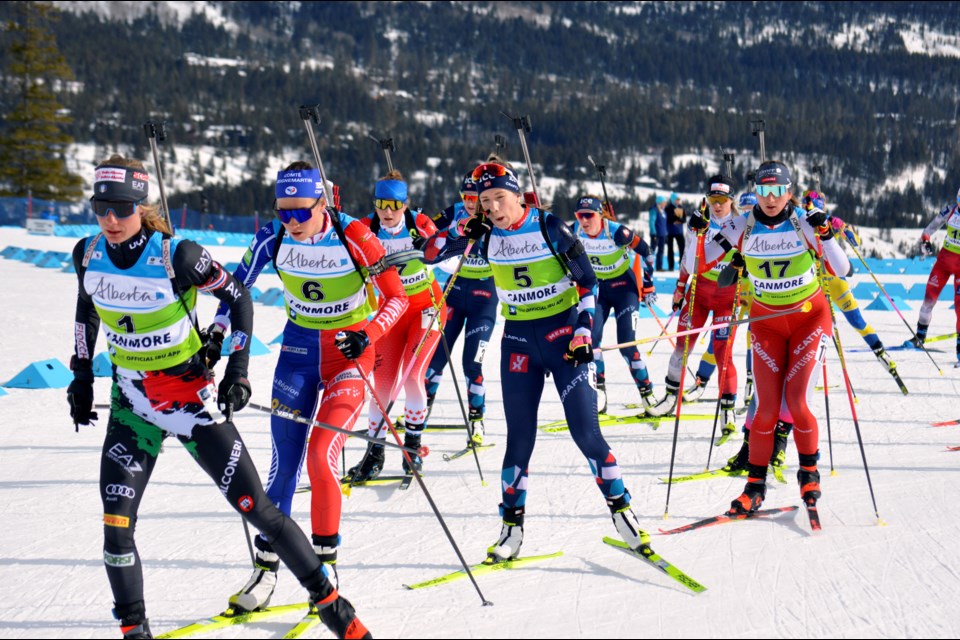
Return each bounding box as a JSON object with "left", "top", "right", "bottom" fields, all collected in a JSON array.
[
  {"left": 275, "top": 197, "right": 321, "bottom": 224},
  {"left": 756, "top": 184, "right": 790, "bottom": 198}
]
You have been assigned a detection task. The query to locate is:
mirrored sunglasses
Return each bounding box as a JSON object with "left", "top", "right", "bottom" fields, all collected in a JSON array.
[
  {"left": 91, "top": 198, "right": 140, "bottom": 219},
  {"left": 275, "top": 197, "right": 321, "bottom": 224},
  {"left": 756, "top": 184, "right": 789, "bottom": 198}
]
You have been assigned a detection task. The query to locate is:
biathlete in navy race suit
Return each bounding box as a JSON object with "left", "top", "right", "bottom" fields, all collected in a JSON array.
[
  {"left": 571, "top": 195, "right": 656, "bottom": 413},
  {"left": 211, "top": 162, "right": 407, "bottom": 615},
  {"left": 694, "top": 160, "right": 850, "bottom": 516},
  {"left": 425, "top": 161, "right": 651, "bottom": 560},
  {"left": 424, "top": 172, "right": 497, "bottom": 442},
  {"left": 906, "top": 185, "right": 960, "bottom": 361},
  {"left": 647, "top": 175, "right": 742, "bottom": 425},
  {"left": 345, "top": 170, "right": 444, "bottom": 480},
  {"left": 67, "top": 156, "right": 369, "bottom": 640}
]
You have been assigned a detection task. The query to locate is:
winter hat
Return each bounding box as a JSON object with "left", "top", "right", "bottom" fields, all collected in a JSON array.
[
  {"left": 472, "top": 163, "right": 520, "bottom": 195},
  {"left": 460, "top": 172, "right": 478, "bottom": 196},
  {"left": 575, "top": 196, "right": 603, "bottom": 214},
  {"left": 755, "top": 162, "right": 792, "bottom": 186},
  {"left": 738, "top": 192, "right": 758, "bottom": 208},
  {"left": 669, "top": 192, "right": 680, "bottom": 203},
  {"left": 655, "top": 194, "right": 667, "bottom": 205},
  {"left": 706, "top": 175, "right": 737, "bottom": 198}
]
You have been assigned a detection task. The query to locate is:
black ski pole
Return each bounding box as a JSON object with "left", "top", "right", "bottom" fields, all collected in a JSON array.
[
  {"left": 587, "top": 154, "right": 615, "bottom": 220},
  {"left": 142, "top": 120, "right": 173, "bottom": 232},
  {"left": 368, "top": 133, "right": 396, "bottom": 173}
]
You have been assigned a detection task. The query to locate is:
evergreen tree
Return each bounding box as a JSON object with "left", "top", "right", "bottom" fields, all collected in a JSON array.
[{"left": 0, "top": 2, "right": 82, "bottom": 200}]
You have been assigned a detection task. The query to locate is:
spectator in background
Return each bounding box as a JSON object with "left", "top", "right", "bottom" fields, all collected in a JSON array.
[
  {"left": 665, "top": 192, "right": 686, "bottom": 270},
  {"left": 648, "top": 195, "right": 667, "bottom": 271}
]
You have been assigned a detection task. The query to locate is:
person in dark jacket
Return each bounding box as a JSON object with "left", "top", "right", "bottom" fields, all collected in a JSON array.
[
  {"left": 665, "top": 192, "right": 686, "bottom": 270},
  {"left": 648, "top": 194, "right": 667, "bottom": 271}
]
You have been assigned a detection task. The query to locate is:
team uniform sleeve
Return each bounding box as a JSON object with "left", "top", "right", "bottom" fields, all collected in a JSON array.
[
  {"left": 416, "top": 213, "right": 439, "bottom": 238},
  {"left": 799, "top": 217, "right": 851, "bottom": 278},
  {"left": 341, "top": 219, "right": 409, "bottom": 344},
  {"left": 923, "top": 205, "right": 952, "bottom": 238},
  {"left": 71, "top": 239, "right": 100, "bottom": 364},
  {"left": 172, "top": 239, "right": 253, "bottom": 377},
  {"left": 430, "top": 204, "right": 457, "bottom": 231},
  {"left": 213, "top": 223, "right": 277, "bottom": 330},
  {"left": 546, "top": 214, "right": 596, "bottom": 336}
]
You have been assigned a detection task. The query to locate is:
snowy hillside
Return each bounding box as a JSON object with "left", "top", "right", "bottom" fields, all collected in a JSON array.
[{"left": 2, "top": 226, "right": 960, "bottom": 638}]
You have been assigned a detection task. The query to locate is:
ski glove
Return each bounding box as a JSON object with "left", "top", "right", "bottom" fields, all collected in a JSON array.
[
  {"left": 921, "top": 237, "right": 935, "bottom": 256},
  {"left": 200, "top": 324, "right": 225, "bottom": 370},
  {"left": 689, "top": 204, "right": 709, "bottom": 231},
  {"left": 411, "top": 233, "right": 428, "bottom": 251},
  {"left": 672, "top": 283, "right": 686, "bottom": 312},
  {"left": 729, "top": 251, "right": 746, "bottom": 271},
  {"left": 642, "top": 285, "right": 657, "bottom": 306},
  {"left": 335, "top": 330, "right": 370, "bottom": 360},
  {"left": 218, "top": 373, "right": 251, "bottom": 419},
  {"left": 67, "top": 356, "right": 97, "bottom": 430},
  {"left": 458, "top": 215, "right": 492, "bottom": 240},
  {"left": 564, "top": 334, "right": 594, "bottom": 365}
]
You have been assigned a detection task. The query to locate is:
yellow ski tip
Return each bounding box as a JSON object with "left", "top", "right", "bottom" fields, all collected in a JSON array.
[{"left": 830, "top": 469, "right": 838, "bottom": 477}]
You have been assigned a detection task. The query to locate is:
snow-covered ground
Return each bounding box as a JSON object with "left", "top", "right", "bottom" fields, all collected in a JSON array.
[{"left": 1, "top": 226, "right": 959, "bottom": 638}]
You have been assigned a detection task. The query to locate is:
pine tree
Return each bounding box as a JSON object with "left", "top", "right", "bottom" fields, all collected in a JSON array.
[{"left": 0, "top": 2, "right": 82, "bottom": 200}]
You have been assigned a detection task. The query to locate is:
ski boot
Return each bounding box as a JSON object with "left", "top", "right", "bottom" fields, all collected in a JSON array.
[
  {"left": 718, "top": 393, "right": 737, "bottom": 443},
  {"left": 721, "top": 429, "right": 749, "bottom": 472},
  {"left": 683, "top": 375, "right": 708, "bottom": 402},
  {"left": 311, "top": 583, "right": 371, "bottom": 640},
  {"left": 487, "top": 505, "right": 524, "bottom": 562},
  {"left": 639, "top": 379, "right": 656, "bottom": 411},
  {"left": 114, "top": 601, "right": 151, "bottom": 640},
  {"left": 902, "top": 323, "right": 928, "bottom": 350},
  {"left": 872, "top": 343, "right": 897, "bottom": 372},
  {"left": 727, "top": 465, "right": 767, "bottom": 515},
  {"left": 596, "top": 373, "right": 608, "bottom": 414},
  {"left": 313, "top": 533, "right": 339, "bottom": 587},
  {"left": 798, "top": 453, "right": 822, "bottom": 506},
  {"left": 468, "top": 407, "right": 484, "bottom": 446},
  {"left": 770, "top": 421, "right": 793, "bottom": 468},
  {"left": 401, "top": 431, "right": 423, "bottom": 475},
  {"left": 229, "top": 537, "right": 279, "bottom": 612},
  {"left": 425, "top": 391, "right": 437, "bottom": 419},
  {"left": 646, "top": 378, "right": 679, "bottom": 417},
  {"left": 742, "top": 371, "right": 755, "bottom": 407},
  {"left": 607, "top": 492, "right": 651, "bottom": 550},
  {"left": 346, "top": 442, "right": 385, "bottom": 483}
]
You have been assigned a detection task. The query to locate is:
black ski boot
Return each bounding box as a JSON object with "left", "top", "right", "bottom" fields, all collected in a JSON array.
[
  {"left": 311, "top": 585, "right": 371, "bottom": 639},
  {"left": 346, "top": 442, "right": 385, "bottom": 483},
  {"left": 401, "top": 431, "right": 422, "bottom": 475},
  {"left": 798, "top": 453, "right": 822, "bottom": 505},
  {"left": 770, "top": 421, "right": 793, "bottom": 467},
  {"left": 114, "top": 601, "right": 152, "bottom": 639},
  {"left": 722, "top": 429, "right": 749, "bottom": 472}
]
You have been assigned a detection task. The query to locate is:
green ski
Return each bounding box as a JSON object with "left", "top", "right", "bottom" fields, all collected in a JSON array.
[
  {"left": 660, "top": 464, "right": 788, "bottom": 485},
  {"left": 281, "top": 605, "right": 320, "bottom": 639},
  {"left": 539, "top": 412, "right": 713, "bottom": 433},
  {"left": 443, "top": 443, "right": 496, "bottom": 461},
  {"left": 402, "top": 551, "right": 563, "bottom": 590},
  {"left": 602, "top": 537, "right": 706, "bottom": 593},
  {"left": 157, "top": 602, "right": 308, "bottom": 639}
]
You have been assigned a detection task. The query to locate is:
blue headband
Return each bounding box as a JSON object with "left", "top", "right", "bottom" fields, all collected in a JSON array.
[
  {"left": 93, "top": 165, "right": 149, "bottom": 202},
  {"left": 276, "top": 169, "right": 324, "bottom": 199},
  {"left": 375, "top": 179, "right": 408, "bottom": 203}
]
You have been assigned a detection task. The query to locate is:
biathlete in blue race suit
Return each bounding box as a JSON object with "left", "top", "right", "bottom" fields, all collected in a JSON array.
[
  {"left": 572, "top": 195, "right": 656, "bottom": 413},
  {"left": 424, "top": 172, "right": 498, "bottom": 442},
  {"left": 424, "top": 160, "right": 652, "bottom": 561}
]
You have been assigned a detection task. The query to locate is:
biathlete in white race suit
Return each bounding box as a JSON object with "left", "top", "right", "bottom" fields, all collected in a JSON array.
[
  {"left": 647, "top": 175, "right": 742, "bottom": 425},
  {"left": 906, "top": 185, "right": 960, "bottom": 361},
  {"left": 346, "top": 170, "right": 445, "bottom": 480},
  {"left": 68, "top": 155, "right": 370, "bottom": 639},
  {"left": 424, "top": 172, "right": 497, "bottom": 442},
  {"left": 693, "top": 160, "right": 850, "bottom": 515},
  {"left": 425, "top": 161, "right": 652, "bottom": 561},
  {"left": 212, "top": 161, "right": 407, "bottom": 616},
  {"left": 571, "top": 195, "right": 656, "bottom": 413}
]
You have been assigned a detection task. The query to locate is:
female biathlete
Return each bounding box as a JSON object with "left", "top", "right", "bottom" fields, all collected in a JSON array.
[
  {"left": 906, "top": 186, "right": 960, "bottom": 362},
  {"left": 571, "top": 195, "right": 656, "bottom": 413},
  {"left": 425, "top": 161, "right": 651, "bottom": 560},
  {"left": 647, "top": 175, "right": 741, "bottom": 425},
  {"left": 211, "top": 162, "right": 407, "bottom": 612},
  {"left": 423, "top": 172, "right": 498, "bottom": 444},
  {"left": 346, "top": 170, "right": 444, "bottom": 480},
  {"left": 68, "top": 156, "right": 368, "bottom": 639},
  {"left": 693, "top": 161, "right": 850, "bottom": 514}
]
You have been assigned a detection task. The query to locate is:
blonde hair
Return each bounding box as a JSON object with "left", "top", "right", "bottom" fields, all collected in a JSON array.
[{"left": 95, "top": 154, "right": 172, "bottom": 235}]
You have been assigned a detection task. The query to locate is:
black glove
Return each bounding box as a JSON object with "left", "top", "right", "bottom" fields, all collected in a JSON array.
[
  {"left": 689, "top": 200, "right": 709, "bottom": 231},
  {"left": 67, "top": 356, "right": 97, "bottom": 431},
  {"left": 411, "top": 233, "right": 428, "bottom": 251},
  {"left": 335, "top": 330, "right": 370, "bottom": 360},
  {"left": 460, "top": 215, "right": 492, "bottom": 240},
  {"left": 564, "top": 334, "right": 594, "bottom": 365},
  {"left": 805, "top": 208, "right": 828, "bottom": 229},
  {"left": 200, "top": 325, "right": 225, "bottom": 370},
  {"left": 730, "top": 251, "right": 746, "bottom": 270},
  {"left": 218, "top": 373, "right": 251, "bottom": 419},
  {"left": 671, "top": 283, "right": 685, "bottom": 312}
]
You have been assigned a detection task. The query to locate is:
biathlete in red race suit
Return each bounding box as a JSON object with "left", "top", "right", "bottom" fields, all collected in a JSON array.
[{"left": 694, "top": 161, "right": 850, "bottom": 515}]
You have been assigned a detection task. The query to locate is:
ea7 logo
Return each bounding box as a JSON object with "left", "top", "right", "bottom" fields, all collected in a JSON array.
[
  {"left": 107, "top": 443, "right": 143, "bottom": 476},
  {"left": 509, "top": 353, "right": 529, "bottom": 373}
]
